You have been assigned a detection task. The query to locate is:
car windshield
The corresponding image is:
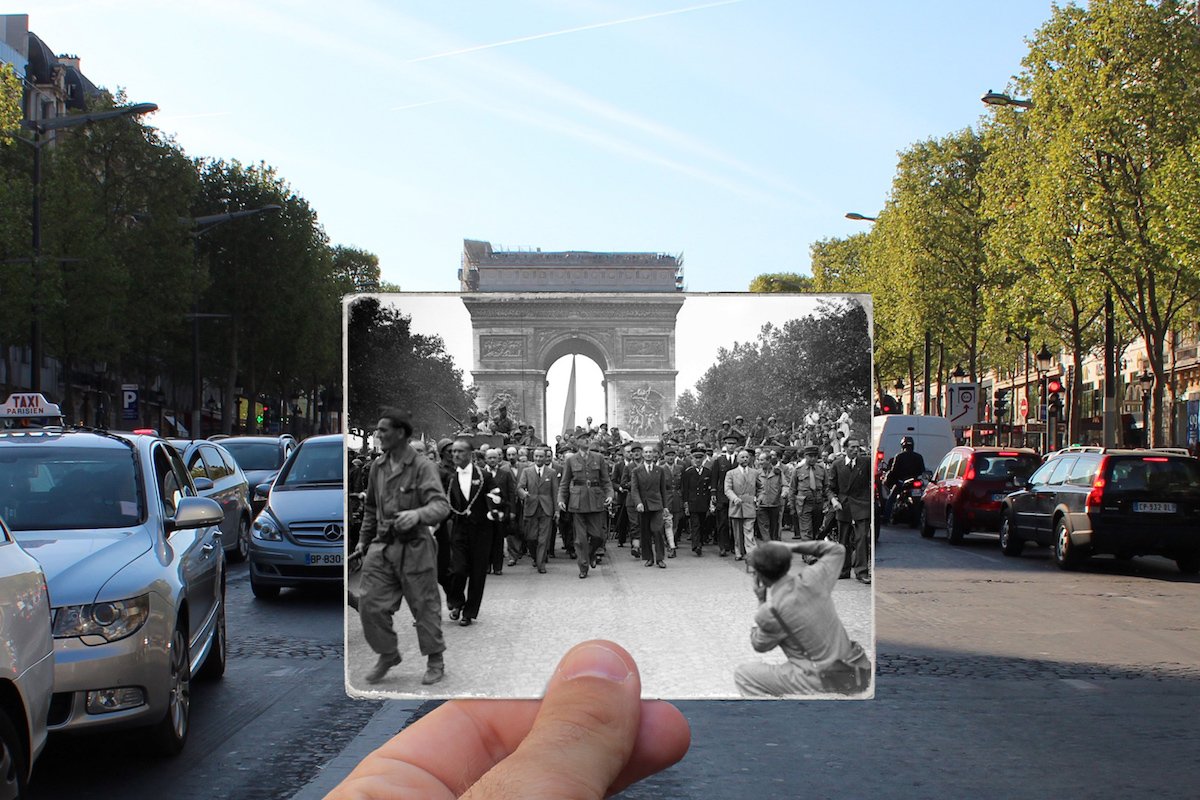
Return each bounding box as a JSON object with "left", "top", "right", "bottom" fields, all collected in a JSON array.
[
  {"left": 278, "top": 441, "right": 343, "bottom": 487},
  {"left": 0, "top": 446, "right": 143, "bottom": 531},
  {"left": 221, "top": 441, "right": 283, "bottom": 471},
  {"left": 972, "top": 454, "right": 1040, "bottom": 481},
  {"left": 1106, "top": 458, "right": 1200, "bottom": 494}
]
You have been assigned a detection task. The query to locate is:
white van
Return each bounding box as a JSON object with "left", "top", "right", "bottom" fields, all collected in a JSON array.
[{"left": 871, "top": 414, "right": 956, "bottom": 475}]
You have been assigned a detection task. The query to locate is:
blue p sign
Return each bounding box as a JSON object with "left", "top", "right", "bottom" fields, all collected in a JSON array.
[{"left": 121, "top": 384, "right": 139, "bottom": 421}]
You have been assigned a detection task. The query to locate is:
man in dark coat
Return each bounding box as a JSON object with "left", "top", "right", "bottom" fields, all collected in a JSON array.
[
  {"left": 661, "top": 445, "right": 684, "bottom": 557},
  {"left": 710, "top": 434, "right": 739, "bottom": 557},
  {"left": 630, "top": 443, "right": 669, "bottom": 568},
  {"left": 445, "top": 439, "right": 503, "bottom": 626},
  {"left": 830, "top": 436, "right": 872, "bottom": 584},
  {"left": 483, "top": 448, "right": 517, "bottom": 572},
  {"left": 681, "top": 446, "right": 712, "bottom": 555}
]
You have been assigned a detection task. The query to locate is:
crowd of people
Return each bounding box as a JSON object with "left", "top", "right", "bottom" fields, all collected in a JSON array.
[{"left": 346, "top": 404, "right": 872, "bottom": 693}]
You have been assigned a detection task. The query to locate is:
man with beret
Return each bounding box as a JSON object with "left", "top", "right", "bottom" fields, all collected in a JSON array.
[
  {"left": 734, "top": 539, "right": 870, "bottom": 697},
  {"left": 354, "top": 409, "right": 450, "bottom": 686},
  {"left": 558, "top": 432, "right": 614, "bottom": 578}
]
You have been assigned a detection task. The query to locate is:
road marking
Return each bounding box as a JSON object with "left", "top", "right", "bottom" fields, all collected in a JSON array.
[
  {"left": 875, "top": 591, "right": 899, "bottom": 605},
  {"left": 1119, "top": 596, "right": 1157, "bottom": 606},
  {"left": 1061, "top": 679, "right": 1104, "bottom": 692}
]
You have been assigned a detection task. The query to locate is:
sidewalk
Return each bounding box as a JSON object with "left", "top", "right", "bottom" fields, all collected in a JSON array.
[{"left": 345, "top": 538, "right": 873, "bottom": 699}]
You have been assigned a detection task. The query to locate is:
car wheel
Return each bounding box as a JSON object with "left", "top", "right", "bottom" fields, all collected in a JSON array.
[
  {"left": 1176, "top": 554, "right": 1200, "bottom": 575},
  {"left": 947, "top": 507, "right": 966, "bottom": 545},
  {"left": 999, "top": 514, "right": 1024, "bottom": 557},
  {"left": 229, "top": 517, "right": 250, "bottom": 564},
  {"left": 0, "top": 708, "right": 27, "bottom": 800},
  {"left": 918, "top": 507, "right": 934, "bottom": 538},
  {"left": 197, "top": 595, "right": 226, "bottom": 680},
  {"left": 1053, "top": 518, "right": 1084, "bottom": 571},
  {"left": 149, "top": 624, "right": 191, "bottom": 755},
  {"left": 250, "top": 569, "right": 280, "bottom": 600}
]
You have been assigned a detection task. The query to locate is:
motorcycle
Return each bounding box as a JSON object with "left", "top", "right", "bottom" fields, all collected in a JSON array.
[{"left": 887, "top": 471, "right": 932, "bottom": 527}]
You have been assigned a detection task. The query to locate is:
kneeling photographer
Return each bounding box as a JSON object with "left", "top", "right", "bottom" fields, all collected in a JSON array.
[{"left": 734, "top": 539, "right": 871, "bottom": 697}]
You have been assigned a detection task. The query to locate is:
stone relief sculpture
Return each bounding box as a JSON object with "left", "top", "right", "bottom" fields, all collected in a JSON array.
[
  {"left": 480, "top": 336, "right": 525, "bottom": 359},
  {"left": 624, "top": 336, "right": 667, "bottom": 357},
  {"left": 625, "top": 384, "right": 665, "bottom": 438},
  {"left": 489, "top": 389, "right": 521, "bottom": 418}
]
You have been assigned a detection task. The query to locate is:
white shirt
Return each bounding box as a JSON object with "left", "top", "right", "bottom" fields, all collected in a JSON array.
[{"left": 457, "top": 465, "right": 473, "bottom": 498}]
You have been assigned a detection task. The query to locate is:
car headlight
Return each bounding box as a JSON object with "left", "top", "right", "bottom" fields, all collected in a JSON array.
[
  {"left": 252, "top": 512, "right": 283, "bottom": 541},
  {"left": 53, "top": 594, "right": 150, "bottom": 642}
]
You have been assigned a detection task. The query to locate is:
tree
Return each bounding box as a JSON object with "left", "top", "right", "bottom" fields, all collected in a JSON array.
[
  {"left": 346, "top": 297, "right": 475, "bottom": 439},
  {"left": 748, "top": 273, "right": 814, "bottom": 293},
  {"left": 331, "top": 245, "right": 382, "bottom": 294},
  {"left": 1017, "top": 0, "right": 1200, "bottom": 445}
]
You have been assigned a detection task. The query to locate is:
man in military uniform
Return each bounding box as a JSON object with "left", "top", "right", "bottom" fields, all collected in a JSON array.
[
  {"left": 790, "top": 445, "right": 829, "bottom": 542},
  {"left": 353, "top": 409, "right": 449, "bottom": 686},
  {"left": 558, "top": 432, "right": 614, "bottom": 579}
]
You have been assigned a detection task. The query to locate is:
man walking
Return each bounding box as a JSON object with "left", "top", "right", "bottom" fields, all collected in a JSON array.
[
  {"left": 756, "top": 448, "right": 784, "bottom": 542},
  {"left": 790, "top": 445, "right": 828, "bottom": 541},
  {"left": 354, "top": 410, "right": 449, "bottom": 686},
  {"left": 517, "top": 446, "right": 559, "bottom": 573},
  {"left": 681, "top": 446, "right": 712, "bottom": 556},
  {"left": 630, "top": 443, "right": 669, "bottom": 568},
  {"left": 725, "top": 448, "right": 762, "bottom": 562},
  {"left": 710, "top": 435, "right": 738, "bottom": 557},
  {"left": 830, "top": 436, "right": 872, "bottom": 584},
  {"left": 445, "top": 439, "right": 504, "bottom": 626},
  {"left": 558, "top": 432, "right": 614, "bottom": 579}
]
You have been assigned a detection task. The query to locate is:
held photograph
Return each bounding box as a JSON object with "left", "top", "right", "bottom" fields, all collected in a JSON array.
[{"left": 344, "top": 281, "right": 874, "bottom": 701}]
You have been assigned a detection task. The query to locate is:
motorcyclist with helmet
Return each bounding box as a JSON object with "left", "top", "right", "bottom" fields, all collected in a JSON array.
[{"left": 882, "top": 436, "right": 927, "bottom": 523}]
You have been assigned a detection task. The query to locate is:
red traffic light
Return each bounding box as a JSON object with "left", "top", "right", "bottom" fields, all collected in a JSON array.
[{"left": 1047, "top": 379, "right": 1063, "bottom": 394}]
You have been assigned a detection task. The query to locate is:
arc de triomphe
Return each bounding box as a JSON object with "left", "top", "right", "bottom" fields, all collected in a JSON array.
[{"left": 459, "top": 240, "right": 685, "bottom": 440}]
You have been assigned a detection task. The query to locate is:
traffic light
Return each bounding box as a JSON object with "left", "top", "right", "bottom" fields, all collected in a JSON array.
[
  {"left": 994, "top": 388, "right": 1010, "bottom": 420},
  {"left": 879, "top": 394, "right": 900, "bottom": 414},
  {"left": 1047, "top": 377, "right": 1064, "bottom": 417},
  {"left": 255, "top": 402, "right": 265, "bottom": 427}
]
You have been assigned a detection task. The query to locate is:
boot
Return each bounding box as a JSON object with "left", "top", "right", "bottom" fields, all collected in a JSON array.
[
  {"left": 365, "top": 651, "right": 402, "bottom": 684},
  {"left": 422, "top": 653, "right": 445, "bottom": 685}
]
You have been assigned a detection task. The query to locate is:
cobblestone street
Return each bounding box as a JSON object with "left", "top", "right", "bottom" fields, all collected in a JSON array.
[{"left": 346, "top": 536, "right": 874, "bottom": 699}]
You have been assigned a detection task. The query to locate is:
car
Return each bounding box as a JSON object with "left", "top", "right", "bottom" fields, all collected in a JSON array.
[
  {"left": 248, "top": 433, "right": 345, "bottom": 599},
  {"left": 999, "top": 449, "right": 1200, "bottom": 573},
  {"left": 167, "top": 439, "right": 253, "bottom": 562},
  {"left": 872, "top": 414, "right": 956, "bottom": 480},
  {"left": 0, "top": 515, "right": 54, "bottom": 798},
  {"left": 0, "top": 427, "right": 226, "bottom": 755},
  {"left": 919, "top": 446, "right": 1042, "bottom": 543},
  {"left": 217, "top": 435, "right": 298, "bottom": 516}
]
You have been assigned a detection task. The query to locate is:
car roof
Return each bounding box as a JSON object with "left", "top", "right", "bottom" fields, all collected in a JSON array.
[
  {"left": 219, "top": 435, "right": 293, "bottom": 444},
  {"left": 298, "top": 434, "right": 344, "bottom": 447},
  {"left": 955, "top": 446, "right": 1038, "bottom": 454},
  {"left": 0, "top": 427, "right": 146, "bottom": 449}
]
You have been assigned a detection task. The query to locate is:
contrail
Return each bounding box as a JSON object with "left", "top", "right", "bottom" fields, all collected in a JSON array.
[{"left": 404, "top": 0, "right": 747, "bottom": 64}]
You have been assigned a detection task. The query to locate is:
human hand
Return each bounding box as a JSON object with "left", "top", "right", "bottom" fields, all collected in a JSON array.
[
  {"left": 393, "top": 510, "right": 420, "bottom": 531},
  {"left": 558, "top": 500, "right": 567, "bottom": 512},
  {"left": 636, "top": 503, "right": 645, "bottom": 513},
  {"left": 326, "top": 640, "right": 690, "bottom": 799}
]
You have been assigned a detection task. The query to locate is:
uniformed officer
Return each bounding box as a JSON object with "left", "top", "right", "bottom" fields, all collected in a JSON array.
[
  {"left": 354, "top": 409, "right": 449, "bottom": 686},
  {"left": 557, "top": 432, "right": 614, "bottom": 579}
]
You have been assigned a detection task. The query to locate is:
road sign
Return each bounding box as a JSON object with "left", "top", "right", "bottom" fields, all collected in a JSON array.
[
  {"left": 1019, "top": 395, "right": 1029, "bottom": 420},
  {"left": 947, "top": 383, "right": 980, "bottom": 427},
  {"left": 121, "top": 384, "right": 139, "bottom": 421}
]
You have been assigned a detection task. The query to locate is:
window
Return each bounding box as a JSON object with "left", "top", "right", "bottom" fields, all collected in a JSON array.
[
  {"left": 1065, "top": 457, "right": 1099, "bottom": 487},
  {"left": 948, "top": 453, "right": 965, "bottom": 480},
  {"left": 200, "top": 446, "right": 228, "bottom": 480},
  {"left": 155, "top": 444, "right": 194, "bottom": 519},
  {"left": 218, "top": 447, "right": 239, "bottom": 476},
  {"left": 1045, "top": 456, "right": 1076, "bottom": 486},
  {"left": 188, "top": 452, "right": 209, "bottom": 482},
  {"left": 934, "top": 453, "right": 954, "bottom": 482},
  {"left": 1028, "top": 461, "right": 1056, "bottom": 487},
  {"left": 0, "top": 444, "right": 142, "bottom": 531}
]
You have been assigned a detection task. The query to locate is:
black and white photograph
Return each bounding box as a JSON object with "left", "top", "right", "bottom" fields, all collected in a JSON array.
[{"left": 343, "top": 266, "right": 874, "bottom": 700}]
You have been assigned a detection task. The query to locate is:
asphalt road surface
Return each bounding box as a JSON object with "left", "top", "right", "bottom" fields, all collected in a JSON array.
[{"left": 29, "top": 522, "right": 1200, "bottom": 798}]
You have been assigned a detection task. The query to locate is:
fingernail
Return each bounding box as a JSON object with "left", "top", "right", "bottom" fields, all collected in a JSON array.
[{"left": 558, "top": 644, "right": 632, "bottom": 683}]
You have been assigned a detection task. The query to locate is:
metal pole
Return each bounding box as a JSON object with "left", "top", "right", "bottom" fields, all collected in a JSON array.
[
  {"left": 191, "top": 236, "right": 202, "bottom": 439},
  {"left": 30, "top": 131, "right": 42, "bottom": 393},
  {"left": 923, "top": 329, "right": 931, "bottom": 415},
  {"left": 1102, "top": 290, "right": 1116, "bottom": 448}
]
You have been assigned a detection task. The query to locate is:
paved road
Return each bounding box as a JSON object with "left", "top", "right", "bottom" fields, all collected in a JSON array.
[
  {"left": 311, "top": 523, "right": 1200, "bottom": 799},
  {"left": 345, "top": 537, "right": 872, "bottom": 699}
]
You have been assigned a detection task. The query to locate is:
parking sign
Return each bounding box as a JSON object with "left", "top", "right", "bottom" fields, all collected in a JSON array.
[{"left": 121, "top": 384, "right": 139, "bottom": 421}]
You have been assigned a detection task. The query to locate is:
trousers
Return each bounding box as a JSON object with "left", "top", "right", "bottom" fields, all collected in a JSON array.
[{"left": 358, "top": 536, "right": 444, "bottom": 657}]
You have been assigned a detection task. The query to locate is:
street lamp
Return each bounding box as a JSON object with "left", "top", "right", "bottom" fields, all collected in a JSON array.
[
  {"left": 1139, "top": 368, "right": 1154, "bottom": 447},
  {"left": 22, "top": 103, "right": 158, "bottom": 394},
  {"left": 1036, "top": 343, "right": 1053, "bottom": 372},
  {"left": 981, "top": 90, "right": 1033, "bottom": 109},
  {"left": 845, "top": 212, "right": 877, "bottom": 222},
  {"left": 187, "top": 205, "right": 282, "bottom": 437},
  {"left": 952, "top": 363, "right": 967, "bottom": 380}
]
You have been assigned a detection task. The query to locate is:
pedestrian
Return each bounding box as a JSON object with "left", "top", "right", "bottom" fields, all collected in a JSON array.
[
  {"left": 790, "top": 445, "right": 828, "bottom": 542},
  {"left": 724, "top": 448, "right": 761, "bottom": 563},
  {"left": 733, "top": 540, "right": 871, "bottom": 697},
  {"left": 445, "top": 439, "right": 504, "bottom": 627},
  {"left": 630, "top": 443, "right": 668, "bottom": 568},
  {"left": 353, "top": 409, "right": 449, "bottom": 686},
  {"left": 661, "top": 445, "right": 684, "bottom": 558},
  {"left": 830, "top": 436, "right": 872, "bottom": 584},
  {"left": 755, "top": 448, "right": 784, "bottom": 542},
  {"left": 517, "top": 446, "right": 559, "bottom": 573},
  {"left": 557, "top": 432, "right": 614, "bottom": 579},
  {"left": 485, "top": 448, "right": 518, "bottom": 572},
  {"left": 710, "top": 435, "right": 738, "bottom": 557},
  {"left": 681, "top": 446, "right": 712, "bottom": 556}
]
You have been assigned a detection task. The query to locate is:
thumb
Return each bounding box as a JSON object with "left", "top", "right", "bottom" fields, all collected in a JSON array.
[{"left": 464, "top": 641, "right": 640, "bottom": 800}]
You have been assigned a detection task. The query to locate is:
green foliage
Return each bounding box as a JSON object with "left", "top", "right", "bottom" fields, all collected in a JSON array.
[
  {"left": 690, "top": 300, "right": 871, "bottom": 425},
  {"left": 747, "top": 272, "right": 814, "bottom": 293},
  {"left": 0, "top": 64, "right": 20, "bottom": 144},
  {"left": 346, "top": 297, "right": 474, "bottom": 438}
]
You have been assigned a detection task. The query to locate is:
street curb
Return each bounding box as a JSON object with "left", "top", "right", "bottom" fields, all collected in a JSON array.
[{"left": 291, "top": 700, "right": 422, "bottom": 799}]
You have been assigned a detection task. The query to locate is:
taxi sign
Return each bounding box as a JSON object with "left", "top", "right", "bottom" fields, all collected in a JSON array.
[{"left": 1, "top": 392, "right": 63, "bottom": 419}]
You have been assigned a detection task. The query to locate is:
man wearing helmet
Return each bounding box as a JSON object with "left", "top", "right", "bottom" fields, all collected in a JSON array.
[{"left": 883, "top": 436, "right": 926, "bottom": 522}]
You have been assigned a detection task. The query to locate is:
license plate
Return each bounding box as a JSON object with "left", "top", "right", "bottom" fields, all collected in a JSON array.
[
  {"left": 1133, "top": 502, "right": 1176, "bottom": 513},
  {"left": 910, "top": 489, "right": 924, "bottom": 497},
  {"left": 991, "top": 493, "right": 1006, "bottom": 502},
  {"left": 306, "top": 552, "right": 343, "bottom": 566}
]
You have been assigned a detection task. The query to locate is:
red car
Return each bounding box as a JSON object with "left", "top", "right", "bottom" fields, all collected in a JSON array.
[{"left": 919, "top": 446, "right": 1042, "bottom": 543}]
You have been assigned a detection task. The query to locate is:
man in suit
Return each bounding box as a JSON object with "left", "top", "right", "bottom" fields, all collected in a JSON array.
[
  {"left": 611, "top": 444, "right": 633, "bottom": 548},
  {"left": 725, "top": 448, "right": 762, "bottom": 562},
  {"left": 622, "top": 443, "right": 644, "bottom": 558},
  {"left": 445, "top": 439, "right": 503, "bottom": 627},
  {"left": 483, "top": 448, "right": 517, "bottom": 573},
  {"left": 710, "top": 434, "right": 739, "bottom": 557},
  {"left": 790, "top": 445, "right": 829, "bottom": 541},
  {"left": 551, "top": 447, "right": 576, "bottom": 559},
  {"left": 558, "top": 432, "right": 615, "bottom": 579},
  {"left": 630, "top": 443, "right": 669, "bottom": 568},
  {"left": 517, "top": 446, "right": 559, "bottom": 573},
  {"left": 661, "top": 446, "right": 684, "bottom": 558},
  {"left": 830, "top": 436, "right": 872, "bottom": 584},
  {"left": 734, "top": 539, "right": 867, "bottom": 697},
  {"left": 681, "top": 446, "right": 712, "bottom": 556}
]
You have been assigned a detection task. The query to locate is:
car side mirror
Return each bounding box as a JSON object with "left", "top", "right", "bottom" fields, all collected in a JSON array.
[
  {"left": 254, "top": 483, "right": 271, "bottom": 502},
  {"left": 193, "top": 477, "right": 214, "bottom": 491},
  {"left": 170, "top": 496, "right": 224, "bottom": 531}
]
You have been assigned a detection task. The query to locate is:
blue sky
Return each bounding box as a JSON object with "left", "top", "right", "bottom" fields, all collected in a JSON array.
[{"left": 28, "top": 0, "right": 1058, "bottom": 292}]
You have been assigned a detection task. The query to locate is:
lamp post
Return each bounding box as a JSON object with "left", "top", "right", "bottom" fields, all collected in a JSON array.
[
  {"left": 893, "top": 378, "right": 905, "bottom": 414},
  {"left": 22, "top": 103, "right": 158, "bottom": 393},
  {"left": 981, "top": 90, "right": 1033, "bottom": 109},
  {"left": 1006, "top": 329, "right": 1032, "bottom": 446},
  {"left": 186, "top": 205, "right": 282, "bottom": 438},
  {"left": 844, "top": 212, "right": 877, "bottom": 222},
  {"left": 1139, "top": 368, "right": 1154, "bottom": 447},
  {"left": 1036, "top": 343, "right": 1054, "bottom": 451}
]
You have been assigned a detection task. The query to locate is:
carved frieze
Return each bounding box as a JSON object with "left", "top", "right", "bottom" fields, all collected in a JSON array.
[
  {"left": 623, "top": 336, "right": 668, "bottom": 358},
  {"left": 479, "top": 335, "right": 526, "bottom": 359}
]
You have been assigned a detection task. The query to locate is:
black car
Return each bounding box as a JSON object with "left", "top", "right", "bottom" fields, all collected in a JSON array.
[
  {"left": 167, "top": 439, "right": 253, "bottom": 562},
  {"left": 999, "top": 449, "right": 1200, "bottom": 573},
  {"left": 218, "top": 435, "right": 298, "bottom": 516}
]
